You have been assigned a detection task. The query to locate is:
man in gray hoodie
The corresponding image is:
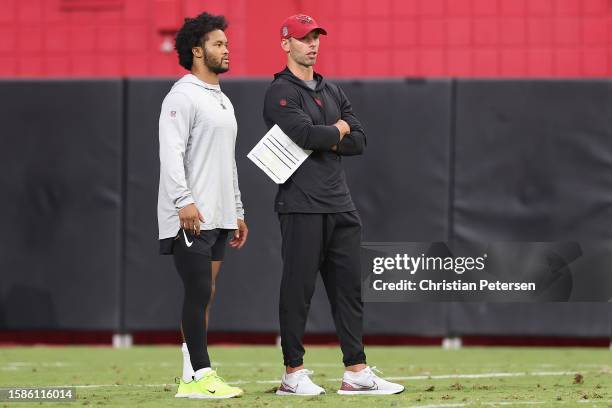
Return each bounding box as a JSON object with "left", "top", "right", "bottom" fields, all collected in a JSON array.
[{"left": 157, "top": 12, "right": 247, "bottom": 399}]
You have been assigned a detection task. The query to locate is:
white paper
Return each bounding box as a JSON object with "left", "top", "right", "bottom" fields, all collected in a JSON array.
[{"left": 247, "top": 124, "right": 312, "bottom": 184}]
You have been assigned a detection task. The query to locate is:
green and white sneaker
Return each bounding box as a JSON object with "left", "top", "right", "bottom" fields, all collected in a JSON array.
[
  {"left": 190, "top": 370, "right": 243, "bottom": 399},
  {"left": 174, "top": 377, "right": 195, "bottom": 398}
]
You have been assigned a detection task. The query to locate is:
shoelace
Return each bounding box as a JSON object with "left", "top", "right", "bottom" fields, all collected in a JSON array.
[
  {"left": 207, "top": 370, "right": 226, "bottom": 384},
  {"left": 362, "top": 366, "right": 383, "bottom": 380},
  {"left": 295, "top": 369, "right": 315, "bottom": 380},
  {"left": 370, "top": 366, "right": 383, "bottom": 375},
  {"left": 284, "top": 369, "right": 316, "bottom": 387}
]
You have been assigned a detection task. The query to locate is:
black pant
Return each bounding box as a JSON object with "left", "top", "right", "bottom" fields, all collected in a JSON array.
[{"left": 278, "top": 211, "right": 367, "bottom": 368}]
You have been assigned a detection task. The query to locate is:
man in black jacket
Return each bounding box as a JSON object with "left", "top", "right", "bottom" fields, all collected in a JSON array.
[{"left": 263, "top": 14, "right": 404, "bottom": 397}]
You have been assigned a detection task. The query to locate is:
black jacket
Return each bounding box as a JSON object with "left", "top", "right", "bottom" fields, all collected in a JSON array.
[{"left": 263, "top": 67, "right": 366, "bottom": 213}]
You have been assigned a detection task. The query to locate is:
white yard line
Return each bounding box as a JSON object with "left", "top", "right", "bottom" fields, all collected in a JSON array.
[
  {"left": 36, "top": 370, "right": 580, "bottom": 389},
  {"left": 403, "top": 401, "right": 612, "bottom": 408},
  {"left": 380, "top": 371, "right": 579, "bottom": 381},
  {"left": 1, "top": 362, "right": 72, "bottom": 367},
  {"left": 211, "top": 361, "right": 340, "bottom": 368},
  {"left": 1, "top": 362, "right": 73, "bottom": 370},
  {"left": 402, "top": 403, "right": 545, "bottom": 408},
  {"left": 246, "top": 370, "right": 581, "bottom": 384},
  {"left": 469, "top": 402, "right": 544, "bottom": 406},
  {"left": 56, "top": 383, "right": 174, "bottom": 388}
]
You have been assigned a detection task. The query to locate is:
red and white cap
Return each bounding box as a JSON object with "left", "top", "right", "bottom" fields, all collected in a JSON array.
[{"left": 280, "top": 14, "right": 327, "bottom": 39}]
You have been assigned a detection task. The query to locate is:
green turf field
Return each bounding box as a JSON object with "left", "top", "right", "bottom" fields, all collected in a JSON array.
[{"left": 0, "top": 345, "right": 609, "bottom": 407}]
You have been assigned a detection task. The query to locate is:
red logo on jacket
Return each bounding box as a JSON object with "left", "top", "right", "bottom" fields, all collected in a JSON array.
[
  {"left": 280, "top": 99, "right": 287, "bottom": 107},
  {"left": 314, "top": 98, "right": 322, "bottom": 107}
]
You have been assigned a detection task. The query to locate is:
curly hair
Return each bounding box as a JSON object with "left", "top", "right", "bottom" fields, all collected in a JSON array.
[{"left": 175, "top": 12, "right": 228, "bottom": 70}]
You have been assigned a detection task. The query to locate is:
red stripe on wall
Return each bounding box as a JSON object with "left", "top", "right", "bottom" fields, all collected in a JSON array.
[{"left": 0, "top": 331, "right": 608, "bottom": 347}]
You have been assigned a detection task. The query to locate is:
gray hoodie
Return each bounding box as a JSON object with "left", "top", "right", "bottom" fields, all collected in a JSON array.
[{"left": 157, "top": 74, "right": 244, "bottom": 239}]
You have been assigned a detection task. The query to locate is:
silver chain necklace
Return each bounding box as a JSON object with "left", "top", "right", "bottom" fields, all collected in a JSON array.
[{"left": 205, "top": 88, "right": 227, "bottom": 110}]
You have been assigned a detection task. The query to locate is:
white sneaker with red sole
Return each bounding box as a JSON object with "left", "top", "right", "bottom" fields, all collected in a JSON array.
[
  {"left": 276, "top": 369, "right": 325, "bottom": 396},
  {"left": 337, "top": 366, "right": 404, "bottom": 395}
]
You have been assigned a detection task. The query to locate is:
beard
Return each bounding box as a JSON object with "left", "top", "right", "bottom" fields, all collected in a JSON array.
[{"left": 204, "top": 49, "right": 229, "bottom": 74}]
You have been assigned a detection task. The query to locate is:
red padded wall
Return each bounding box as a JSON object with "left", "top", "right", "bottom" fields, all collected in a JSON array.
[{"left": 1, "top": 0, "right": 610, "bottom": 77}]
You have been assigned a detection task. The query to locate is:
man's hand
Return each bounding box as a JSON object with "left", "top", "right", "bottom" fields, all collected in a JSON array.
[
  {"left": 178, "top": 203, "right": 205, "bottom": 236},
  {"left": 229, "top": 219, "right": 249, "bottom": 249},
  {"left": 334, "top": 119, "right": 351, "bottom": 141}
]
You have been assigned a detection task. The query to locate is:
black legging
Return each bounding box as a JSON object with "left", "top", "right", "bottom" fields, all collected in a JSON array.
[{"left": 173, "top": 241, "right": 212, "bottom": 371}]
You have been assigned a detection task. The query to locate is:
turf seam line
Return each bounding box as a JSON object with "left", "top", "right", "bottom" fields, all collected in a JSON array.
[{"left": 45, "top": 369, "right": 586, "bottom": 389}]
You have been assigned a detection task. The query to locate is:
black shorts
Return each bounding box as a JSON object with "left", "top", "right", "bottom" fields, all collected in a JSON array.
[{"left": 159, "top": 228, "right": 231, "bottom": 260}]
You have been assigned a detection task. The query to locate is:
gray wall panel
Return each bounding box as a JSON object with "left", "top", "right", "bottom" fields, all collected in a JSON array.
[
  {"left": 450, "top": 80, "right": 612, "bottom": 337},
  {"left": 123, "top": 79, "right": 179, "bottom": 331},
  {"left": 453, "top": 80, "right": 612, "bottom": 241},
  {"left": 447, "top": 303, "right": 611, "bottom": 337},
  {"left": 1, "top": 79, "right": 609, "bottom": 338},
  {"left": 0, "top": 80, "right": 123, "bottom": 330}
]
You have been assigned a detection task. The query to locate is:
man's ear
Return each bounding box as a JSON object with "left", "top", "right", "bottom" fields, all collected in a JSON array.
[
  {"left": 192, "top": 46, "right": 203, "bottom": 59},
  {"left": 281, "top": 38, "right": 290, "bottom": 53}
]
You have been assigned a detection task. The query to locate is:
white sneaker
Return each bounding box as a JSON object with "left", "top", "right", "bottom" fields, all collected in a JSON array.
[
  {"left": 276, "top": 369, "right": 325, "bottom": 396},
  {"left": 337, "top": 366, "right": 404, "bottom": 395}
]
